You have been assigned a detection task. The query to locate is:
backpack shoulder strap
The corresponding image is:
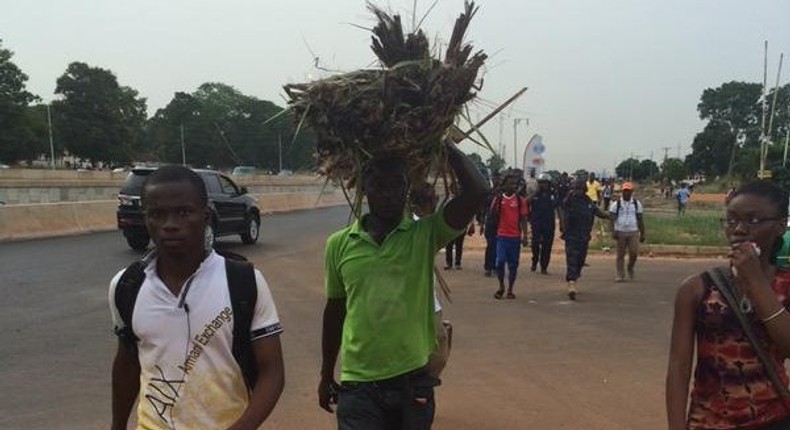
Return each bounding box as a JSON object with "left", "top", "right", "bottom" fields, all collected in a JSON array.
[
  {"left": 706, "top": 266, "right": 790, "bottom": 402},
  {"left": 114, "top": 261, "right": 146, "bottom": 348},
  {"left": 492, "top": 194, "right": 503, "bottom": 213},
  {"left": 225, "top": 257, "right": 258, "bottom": 392}
]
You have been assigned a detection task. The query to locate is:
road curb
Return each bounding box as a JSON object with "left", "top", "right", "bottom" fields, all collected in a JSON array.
[{"left": 460, "top": 235, "right": 728, "bottom": 259}]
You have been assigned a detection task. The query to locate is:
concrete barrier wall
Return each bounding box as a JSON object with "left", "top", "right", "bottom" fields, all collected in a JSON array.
[
  {"left": 0, "top": 190, "right": 351, "bottom": 242},
  {"left": 0, "top": 172, "right": 333, "bottom": 205}
]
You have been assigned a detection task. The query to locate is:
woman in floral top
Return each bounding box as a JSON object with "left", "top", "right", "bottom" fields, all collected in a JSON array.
[{"left": 667, "top": 181, "right": 790, "bottom": 430}]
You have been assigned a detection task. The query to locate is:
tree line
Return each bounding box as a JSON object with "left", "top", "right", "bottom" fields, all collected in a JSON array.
[
  {"left": 611, "top": 81, "right": 790, "bottom": 185},
  {"left": 0, "top": 40, "right": 313, "bottom": 172}
]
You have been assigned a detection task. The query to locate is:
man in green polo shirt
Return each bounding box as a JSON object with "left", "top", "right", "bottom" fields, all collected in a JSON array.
[{"left": 318, "top": 143, "right": 488, "bottom": 430}]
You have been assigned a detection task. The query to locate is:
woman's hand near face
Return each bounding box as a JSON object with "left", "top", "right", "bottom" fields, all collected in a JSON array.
[{"left": 728, "top": 242, "right": 769, "bottom": 289}]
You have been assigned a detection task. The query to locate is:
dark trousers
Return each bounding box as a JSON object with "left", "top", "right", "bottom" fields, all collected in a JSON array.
[
  {"left": 444, "top": 234, "right": 465, "bottom": 267},
  {"left": 530, "top": 226, "right": 554, "bottom": 271},
  {"left": 484, "top": 226, "right": 497, "bottom": 271},
  {"left": 337, "top": 369, "right": 437, "bottom": 430},
  {"left": 564, "top": 235, "right": 590, "bottom": 282}
]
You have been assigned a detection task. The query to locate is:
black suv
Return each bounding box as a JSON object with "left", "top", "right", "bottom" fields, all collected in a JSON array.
[{"left": 117, "top": 167, "right": 261, "bottom": 250}]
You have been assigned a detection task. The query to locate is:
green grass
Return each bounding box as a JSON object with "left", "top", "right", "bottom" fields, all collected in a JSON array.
[{"left": 590, "top": 212, "right": 727, "bottom": 248}]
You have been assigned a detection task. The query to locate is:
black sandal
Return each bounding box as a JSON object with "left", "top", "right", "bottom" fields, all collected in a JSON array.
[
  {"left": 506, "top": 292, "right": 516, "bottom": 299},
  {"left": 494, "top": 290, "right": 504, "bottom": 299}
]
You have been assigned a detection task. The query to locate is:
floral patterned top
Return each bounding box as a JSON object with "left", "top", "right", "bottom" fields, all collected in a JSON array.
[{"left": 687, "top": 269, "right": 790, "bottom": 429}]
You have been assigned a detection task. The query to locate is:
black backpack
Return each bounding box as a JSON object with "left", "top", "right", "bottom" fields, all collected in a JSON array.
[
  {"left": 113, "top": 252, "right": 259, "bottom": 392},
  {"left": 614, "top": 198, "right": 639, "bottom": 218}
]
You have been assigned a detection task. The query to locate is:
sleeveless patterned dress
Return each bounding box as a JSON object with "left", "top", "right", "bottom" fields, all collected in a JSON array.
[{"left": 687, "top": 269, "right": 790, "bottom": 429}]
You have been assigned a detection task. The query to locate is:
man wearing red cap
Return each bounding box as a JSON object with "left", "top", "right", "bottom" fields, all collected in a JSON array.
[{"left": 608, "top": 182, "right": 645, "bottom": 282}]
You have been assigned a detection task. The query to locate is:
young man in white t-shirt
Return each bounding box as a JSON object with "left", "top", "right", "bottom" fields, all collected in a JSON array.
[
  {"left": 109, "top": 165, "right": 284, "bottom": 430},
  {"left": 608, "top": 182, "right": 645, "bottom": 282}
]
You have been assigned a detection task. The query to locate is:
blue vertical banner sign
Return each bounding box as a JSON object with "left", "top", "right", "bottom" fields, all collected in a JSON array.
[{"left": 522, "top": 134, "right": 545, "bottom": 174}]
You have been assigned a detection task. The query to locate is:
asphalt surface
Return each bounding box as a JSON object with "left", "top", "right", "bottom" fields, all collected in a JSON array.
[{"left": 0, "top": 206, "right": 718, "bottom": 429}]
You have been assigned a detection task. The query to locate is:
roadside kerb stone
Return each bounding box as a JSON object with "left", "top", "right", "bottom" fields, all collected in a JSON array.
[{"left": 460, "top": 233, "right": 728, "bottom": 259}]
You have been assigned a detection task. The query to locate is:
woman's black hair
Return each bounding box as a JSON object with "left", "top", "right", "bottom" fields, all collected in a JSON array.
[
  {"left": 141, "top": 165, "right": 208, "bottom": 207},
  {"left": 731, "top": 180, "right": 789, "bottom": 218},
  {"left": 731, "top": 180, "right": 789, "bottom": 264}
]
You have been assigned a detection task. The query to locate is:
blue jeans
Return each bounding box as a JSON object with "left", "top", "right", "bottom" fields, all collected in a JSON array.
[
  {"left": 337, "top": 368, "right": 437, "bottom": 430},
  {"left": 496, "top": 237, "right": 521, "bottom": 287}
]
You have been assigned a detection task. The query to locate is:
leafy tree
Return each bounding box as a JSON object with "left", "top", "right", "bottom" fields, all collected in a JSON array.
[
  {"left": 661, "top": 158, "right": 687, "bottom": 182},
  {"left": 146, "top": 82, "right": 314, "bottom": 171},
  {"left": 615, "top": 158, "right": 639, "bottom": 180},
  {"left": 639, "top": 159, "right": 660, "bottom": 180},
  {"left": 692, "top": 81, "right": 762, "bottom": 178},
  {"left": 52, "top": 62, "right": 147, "bottom": 164},
  {"left": 613, "top": 158, "right": 656, "bottom": 181},
  {"left": 0, "top": 40, "right": 41, "bottom": 163}
]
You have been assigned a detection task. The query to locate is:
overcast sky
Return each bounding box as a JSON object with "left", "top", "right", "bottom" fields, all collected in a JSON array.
[{"left": 2, "top": 0, "right": 789, "bottom": 173}]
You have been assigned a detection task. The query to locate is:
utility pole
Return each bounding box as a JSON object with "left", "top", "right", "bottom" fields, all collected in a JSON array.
[
  {"left": 513, "top": 117, "right": 528, "bottom": 169},
  {"left": 661, "top": 146, "right": 671, "bottom": 163},
  {"left": 46, "top": 103, "right": 55, "bottom": 169},
  {"left": 784, "top": 105, "right": 790, "bottom": 167},
  {"left": 278, "top": 134, "right": 283, "bottom": 173},
  {"left": 676, "top": 144, "right": 682, "bottom": 159},
  {"left": 180, "top": 123, "right": 186, "bottom": 166},
  {"left": 498, "top": 116, "right": 505, "bottom": 159},
  {"left": 759, "top": 40, "right": 769, "bottom": 177}
]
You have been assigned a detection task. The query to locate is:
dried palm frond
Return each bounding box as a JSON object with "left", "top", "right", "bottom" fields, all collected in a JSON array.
[{"left": 284, "top": 1, "right": 487, "bottom": 189}]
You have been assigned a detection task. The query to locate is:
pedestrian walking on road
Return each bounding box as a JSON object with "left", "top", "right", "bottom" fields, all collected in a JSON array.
[
  {"left": 560, "top": 179, "right": 611, "bottom": 300},
  {"left": 601, "top": 180, "right": 613, "bottom": 210},
  {"left": 491, "top": 171, "right": 530, "bottom": 300},
  {"left": 109, "top": 165, "right": 284, "bottom": 430},
  {"left": 443, "top": 186, "right": 474, "bottom": 270},
  {"left": 480, "top": 173, "right": 502, "bottom": 277},
  {"left": 666, "top": 180, "right": 790, "bottom": 430},
  {"left": 318, "top": 143, "right": 488, "bottom": 430},
  {"left": 608, "top": 182, "right": 645, "bottom": 282},
  {"left": 676, "top": 183, "right": 691, "bottom": 216},
  {"left": 586, "top": 172, "right": 602, "bottom": 207},
  {"left": 529, "top": 173, "right": 559, "bottom": 275}
]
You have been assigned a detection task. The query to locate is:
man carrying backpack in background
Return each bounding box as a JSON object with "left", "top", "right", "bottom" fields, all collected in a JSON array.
[
  {"left": 608, "top": 182, "right": 645, "bottom": 282},
  {"left": 109, "top": 165, "right": 284, "bottom": 430},
  {"left": 491, "top": 171, "right": 530, "bottom": 300}
]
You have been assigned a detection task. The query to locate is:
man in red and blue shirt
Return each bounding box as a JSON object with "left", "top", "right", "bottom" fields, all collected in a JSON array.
[{"left": 491, "top": 172, "right": 529, "bottom": 299}]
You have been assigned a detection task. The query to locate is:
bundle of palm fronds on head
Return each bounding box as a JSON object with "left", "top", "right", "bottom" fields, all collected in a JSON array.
[{"left": 284, "top": 1, "right": 487, "bottom": 189}]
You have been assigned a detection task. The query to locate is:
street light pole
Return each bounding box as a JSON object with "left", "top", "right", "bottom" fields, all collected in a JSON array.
[
  {"left": 180, "top": 123, "right": 186, "bottom": 166},
  {"left": 513, "top": 117, "right": 528, "bottom": 169},
  {"left": 278, "top": 134, "right": 283, "bottom": 173},
  {"left": 47, "top": 103, "right": 55, "bottom": 169}
]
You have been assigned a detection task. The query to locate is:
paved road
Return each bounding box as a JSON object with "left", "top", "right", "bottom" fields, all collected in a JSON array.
[{"left": 0, "top": 206, "right": 716, "bottom": 429}]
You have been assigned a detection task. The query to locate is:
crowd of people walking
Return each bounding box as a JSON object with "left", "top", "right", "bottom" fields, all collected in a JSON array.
[{"left": 107, "top": 159, "right": 790, "bottom": 430}]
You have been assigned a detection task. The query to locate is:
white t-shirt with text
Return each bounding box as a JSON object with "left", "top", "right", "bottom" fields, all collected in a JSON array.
[{"left": 109, "top": 251, "right": 282, "bottom": 430}]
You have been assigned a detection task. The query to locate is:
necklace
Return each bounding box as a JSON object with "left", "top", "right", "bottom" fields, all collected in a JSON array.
[{"left": 727, "top": 269, "right": 754, "bottom": 314}]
